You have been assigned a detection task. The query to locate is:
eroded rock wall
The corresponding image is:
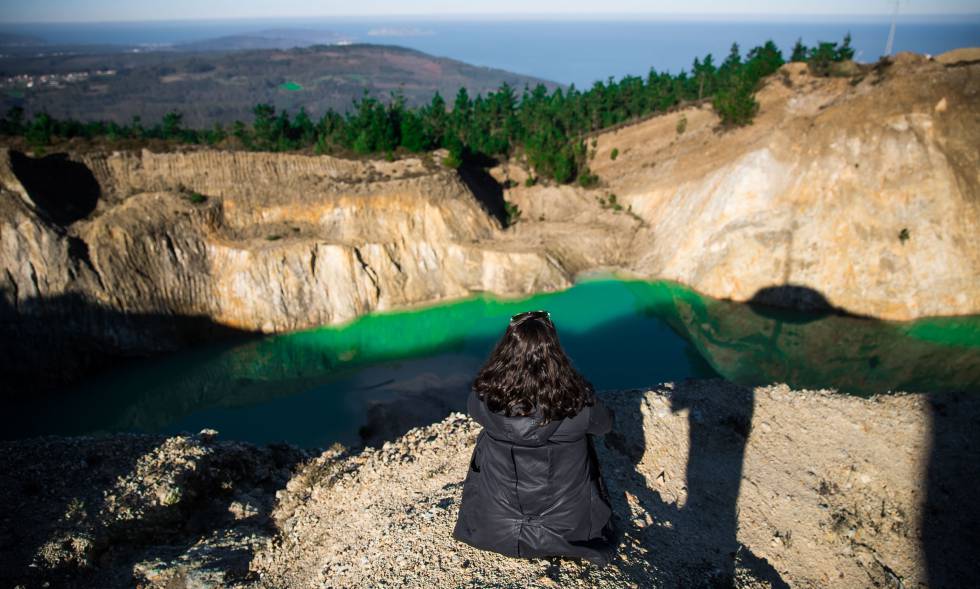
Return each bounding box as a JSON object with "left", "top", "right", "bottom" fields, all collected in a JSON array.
[
  {"left": 0, "top": 148, "right": 569, "bottom": 387},
  {"left": 581, "top": 53, "right": 980, "bottom": 318}
]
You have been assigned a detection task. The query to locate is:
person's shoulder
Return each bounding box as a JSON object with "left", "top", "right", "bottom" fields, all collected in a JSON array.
[
  {"left": 468, "top": 390, "right": 492, "bottom": 426},
  {"left": 586, "top": 397, "right": 613, "bottom": 435},
  {"left": 548, "top": 405, "right": 590, "bottom": 439}
]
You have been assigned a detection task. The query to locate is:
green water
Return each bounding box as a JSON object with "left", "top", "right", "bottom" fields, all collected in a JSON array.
[{"left": 8, "top": 279, "right": 979, "bottom": 447}]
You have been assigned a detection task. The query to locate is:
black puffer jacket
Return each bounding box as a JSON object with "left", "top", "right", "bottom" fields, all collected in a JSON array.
[{"left": 453, "top": 391, "right": 615, "bottom": 564}]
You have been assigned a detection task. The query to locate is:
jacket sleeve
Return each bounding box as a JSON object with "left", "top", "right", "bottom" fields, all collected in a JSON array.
[
  {"left": 586, "top": 398, "right": 614, "bottom": 435},
  {"left": 468, "top": 390, "right": 489, "bottom": 428}
]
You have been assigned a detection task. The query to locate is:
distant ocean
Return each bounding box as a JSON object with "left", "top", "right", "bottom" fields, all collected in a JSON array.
[{"left": 2, "top": 17, "right": 978, "bottom": 87}]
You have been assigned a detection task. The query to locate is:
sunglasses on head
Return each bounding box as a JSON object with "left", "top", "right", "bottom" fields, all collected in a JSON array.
[{"left": 510, "top": 310, "right": 551, "bottom": 324}]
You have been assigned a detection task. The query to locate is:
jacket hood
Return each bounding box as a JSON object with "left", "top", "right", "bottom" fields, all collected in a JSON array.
[{"left": 467, "top": 391, "right": 562, "bottom": 447}]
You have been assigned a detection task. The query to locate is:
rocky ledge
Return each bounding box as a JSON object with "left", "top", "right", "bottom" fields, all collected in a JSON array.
[{"left": 2, "top": 381, "right": 976, "bottom": 588}]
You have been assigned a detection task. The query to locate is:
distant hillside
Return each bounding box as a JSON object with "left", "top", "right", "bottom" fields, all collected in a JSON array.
[
  {"left": 0, "top": 44, "right": 558, "bottom": 126},
  {"left": 174, "top": 29, "right": 353, "bottom": 52}
]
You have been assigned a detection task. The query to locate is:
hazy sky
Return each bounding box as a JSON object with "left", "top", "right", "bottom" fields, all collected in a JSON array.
[{"left": 2, "top": 0, "right": 977, "bottom": 23}]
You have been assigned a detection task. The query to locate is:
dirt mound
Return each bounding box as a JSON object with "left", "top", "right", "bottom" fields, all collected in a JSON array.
[{"left": 935, "top": 47, "right": 980, "bottom": 65}]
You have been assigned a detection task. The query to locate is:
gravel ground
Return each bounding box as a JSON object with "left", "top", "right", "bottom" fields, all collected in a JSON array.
[
  {"left": 0, "top": 431, "right": 308, "bottom": 588},
  {"left": 251, "top": 381, "right": 968, "bottom": 589},
  {"left": 3, "top": 380, "right": 976, "bottom": 588}
]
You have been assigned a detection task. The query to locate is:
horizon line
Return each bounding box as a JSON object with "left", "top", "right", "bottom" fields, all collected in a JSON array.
[{"left": 2, "top": 12, "right": 980, "bottom": 26}]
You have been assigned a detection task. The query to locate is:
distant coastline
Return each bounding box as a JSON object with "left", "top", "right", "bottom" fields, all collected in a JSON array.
[{"left": 0, "top": 18, "right": 976, "bottom": 85}]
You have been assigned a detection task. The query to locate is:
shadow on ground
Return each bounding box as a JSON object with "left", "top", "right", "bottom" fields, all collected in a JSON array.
[
  {"left": 0, "top": 434, "right": 306, "bottom": 588},
  {"left": 456, "top": 161, "right": 508, "bottom": 228},
  {"left": 923, "top": 390, "right": 980, "bottom": 588},
  {"left": 9, "top": 150, "right": 101, "bottom": 225},
  {"left": 591, "top": 284, "right": 979, "bottom": 588},
  {"left": 0, "top": 291, "right": 259, "bottom": 395},
  {"left": 601, "top": 382, "right": 790, "bottom": 589}
]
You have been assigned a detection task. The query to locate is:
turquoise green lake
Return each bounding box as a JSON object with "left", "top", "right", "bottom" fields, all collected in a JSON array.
[{"left": 9, "top": 279, "right": 980, "bottom": 447}]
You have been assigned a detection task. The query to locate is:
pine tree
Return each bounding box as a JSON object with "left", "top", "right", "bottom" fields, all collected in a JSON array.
[
  {"left": 251, "top": 104, "right": 277, "bottom": 149},
  {"left": 693, "top": 54, "right": 717, "bottom": 100},
  {"left": 161, "top": 110, "right": 183, "bottom": 140},
  {"left": 721, "top": 43, "right": 743, "bottom": 75},
  {"left": 25, "top": 112, "right": 53, "bottom": 147},
  {"left": 0, "top": 107, "right": 25, "bottom": 135},
  {"left": 713, "top": 75, "right": 759, "bottom": 126},
  {"left": 420, "top": 92, "right": 448, "bottom": 147},
  {"left": 807, "top": 42, "right": 840, "bottom": 76},
  {"left": 399, "top": 110, "right": 427, "bottom": 152},
  {"left": 837, "top": 33, "right": 855, "bottom": 61},
  {"left": 745, "top": 40, "right": 785, "bottom": 81},
  {"left": 790, "top": 38, "right": 808, "bottom": 62},
  {"left": 293, "top": 108, "right": 316, "bottom": 145}
]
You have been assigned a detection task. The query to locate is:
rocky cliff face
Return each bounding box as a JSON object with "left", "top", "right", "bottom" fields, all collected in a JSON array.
[
  {"left": 1, "top": 50, "right": 978, "bottom": 388},
  {"left": 504, "top": 52, "right": 980, "bottom": 319},
  {"left": 582, "top": 52, "right": 980, "bottom": 318},
  {"left": 0, "top": 149, "right": 568, "bottom": 387}
]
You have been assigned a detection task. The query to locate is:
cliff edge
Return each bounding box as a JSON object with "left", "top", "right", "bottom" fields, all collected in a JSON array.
[{"left": 2, "top": 382, "right": 976, "bottom": 588}]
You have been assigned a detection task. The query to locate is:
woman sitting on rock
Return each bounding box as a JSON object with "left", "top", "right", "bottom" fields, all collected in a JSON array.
[{"left": 453, "top": 310, "right": 615, "bottom": 565}]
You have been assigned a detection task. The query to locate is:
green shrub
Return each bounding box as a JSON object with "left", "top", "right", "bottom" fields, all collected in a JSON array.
[
  {"left": 352, "top": 132, "right": 372, "bottom": 155},
  {"left": 713, "top": 80, "right": 759, "bottom": 127},
  {"left": 610, "top": 147, "right": 619, "bottom": 161},
  {"left": 186, "top": 192, "right": 208, "bottom": 205},
  {"left": 676, "top": 115, "right": 688, "bottom": 135},
  {"left": 806, "top": 34, "right": 855, "bottom": 77},
  {"left": 552, "top": 150, "right": 576, "bottom": 184},
  {"left": 524, "top": 176, "right": 537, "bottom": 187},
  {"left": 504, "top": 201, "right": 522, "bottom": 226},
  {"left": 577, "top": 170, "right": 600, "bottom": 188},
  {"left": 899, "top": 228, "right": 910, "bottom": 243},
  {"left": 790, "top": 38, "right": 808, "bottom": 63},
  {"left": 597, "top": 193, "right": 624, "bottom": 212},
  {"left": 442, "top": 152, "right": 462, "bottom": 169},
  {"left": 442, "top": 136, "right": 465, "bottom": 169}
]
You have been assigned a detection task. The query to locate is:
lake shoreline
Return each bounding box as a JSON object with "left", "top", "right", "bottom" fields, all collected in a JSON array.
[
  {"left": 9, "top": 278, "right": 978, "bottom": 447},
  {"left": 2, "top": 380, "right": 976, "bottom": 588}
]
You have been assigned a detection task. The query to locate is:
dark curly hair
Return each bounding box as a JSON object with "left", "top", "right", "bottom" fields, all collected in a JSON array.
[{"left": 473, "top": 310, "right": 595, "bottom": 423}]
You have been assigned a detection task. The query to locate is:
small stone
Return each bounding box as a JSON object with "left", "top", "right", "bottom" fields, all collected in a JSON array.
[{"left": 198, "top": 428, "right": 219, "bottom": 440}]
